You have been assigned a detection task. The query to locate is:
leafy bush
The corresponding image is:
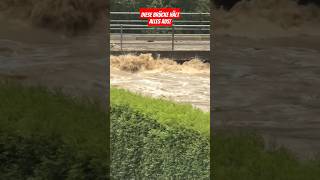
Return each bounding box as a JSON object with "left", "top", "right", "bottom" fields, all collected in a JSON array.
[
  {"left": 111, "top": 88, "right": 210, "bottom": 136},
  {"left": 0, "top": 82, "right": 108, "bottom": 179},
  {"left": 0, "top": 83, "right": 210, "bottom": 179},
  {"left": 111, "top": 105, "right": 210, "bottom": 179},
  {"left": 0, "top": 132, "right": 108, "bottom": 179},
  {"left": 0, "top": 82, "right": 107, "bottom": 158}
]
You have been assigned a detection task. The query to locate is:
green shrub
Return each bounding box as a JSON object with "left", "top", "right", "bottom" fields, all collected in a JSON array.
[
  {"left": 0, "top": 132, "right": 108, "bottom": 179},
  {"left": 0, "top": 82, "right": 108, "bottom": 158},
  {"left": 111, "top": 87, "right": 210, "bottom": 136},
  {"left": 0, "top": 83, "right": 210, "bottom": 179},
  {"left": 111, "top": 105, "right": 210, "bottom": 179},
  {"left": 0, "top": 82, "right": 108, "bottom": 179},
  {"left": 3, "top": 83, "right": 320, "bottom": 179}
]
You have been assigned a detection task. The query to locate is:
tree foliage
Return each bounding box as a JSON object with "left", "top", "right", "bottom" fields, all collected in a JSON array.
[{"left": 110, "top": 0, "right": 210, "bottom": 12}]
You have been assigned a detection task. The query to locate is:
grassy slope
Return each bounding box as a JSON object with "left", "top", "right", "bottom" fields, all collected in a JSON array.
[
  {"left": 1, "top": 83, "right": 319, "bottom": 179},
  {"left": 214, "top": 131, "right": 320, "bottom": 180},
  {"left": 0, "top": 82, "right": 108, "bottom": 178},
  {"left": 111, "top": 87, "right": 320, "bottom": 179},
  {"left": 0, "top": 82, "right": 107, "bottom": 157},
  {"left": 110, "top": 87, "right": 210, "bottom": 136}
]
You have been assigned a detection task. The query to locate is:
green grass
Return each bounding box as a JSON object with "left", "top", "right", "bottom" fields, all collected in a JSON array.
[
  {"left": 0, "top": 81, "right": 108, "bottom": 178},
  {"left": 214, "top": 131, "right": 320, "bottom": 180},
  {"left": 1, "top": 82, "right": 320, "bottom": 179},
  {"left": 111, "top": 87, "right": 320, "bottom": 179},
  {"left": 110, "top": 87, "right": 210, "bottom": 135},
  {"left": 0, "top": 82, "right": 107, "bottom": 157}
]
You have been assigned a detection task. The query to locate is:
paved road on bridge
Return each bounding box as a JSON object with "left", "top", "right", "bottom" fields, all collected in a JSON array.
[{"left": 110, "top": 34, "right": 210, "bottom": 51}]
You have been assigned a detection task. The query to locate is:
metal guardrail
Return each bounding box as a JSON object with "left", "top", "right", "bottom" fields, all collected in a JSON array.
[
  {"left": 111, "top": 12, "right": 210, "bottom": 15},
  {"left": 111, "top": 20, "right": 210, "bottom": 23},
  {"left": 110, "top": 12, "right": 210, "bottom": 54}
]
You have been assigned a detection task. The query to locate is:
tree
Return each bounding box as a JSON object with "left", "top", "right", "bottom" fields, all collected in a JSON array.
[{"left": 110, "top": 0, "right": 210, "bottom": 12}]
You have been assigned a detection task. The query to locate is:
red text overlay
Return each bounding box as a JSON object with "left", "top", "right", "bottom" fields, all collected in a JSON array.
[{"left": 140, "top": 8, "right": 181, "bottom": 27}]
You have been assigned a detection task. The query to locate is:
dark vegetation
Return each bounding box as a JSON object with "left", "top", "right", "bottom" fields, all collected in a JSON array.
[
  {"left": 0, "top": 82, "right": 210, "bottom": 179},
  {"left": 0, "top": 82, "right": 108, "bottom": 179},
  {"left": 0, "top": 0, "right": 210, "bottom": 34},
  {"left": 0, "top": 0, "right": 108, "bottom": 34},
  {"left": 1, "top": 0, "right": 318, "bottom": 33},
  {"left": 0, "top": 0, "right": 211, "bottom": 34},
  {"left": 111, "top": 105, "right": 210, "bottom": 179},
  {"left": 213, "top": 0, "right": 320, "bottom": 10},
  {"left": 213, "top": 131, "right": 320, "bottom": 180},
  {"left": 298, "top": 0, "right": 320, "bottom": 6},
  {"left": 110, "top": 0, "right": 210, "bottom": 34},
  {"left": 1, "top": 82, "right": 320, "bottom": 178},
  {"left": 0, "top": 132, "right": 108, "bottom": 179},
  {"left": 110, "top": 0, "right": 210, "bottom": 12}
]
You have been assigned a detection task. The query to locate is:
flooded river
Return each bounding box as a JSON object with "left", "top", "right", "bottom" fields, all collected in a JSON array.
[
  {"left": 110, "top": 54, "right": 210, "bottom": 111},
  {"left": 111, "top": 68, "right": 210, "bottom": 111},
  {"left": 0, "top": 16, "right": 210, "bottom": 112},
  {"left": 2, "top": 13, "right": 320, "bottom": 159}
]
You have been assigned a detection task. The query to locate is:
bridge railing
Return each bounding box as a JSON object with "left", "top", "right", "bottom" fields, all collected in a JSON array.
[{"left": 110, "top": 12, "right": 210, "bottom": 54}]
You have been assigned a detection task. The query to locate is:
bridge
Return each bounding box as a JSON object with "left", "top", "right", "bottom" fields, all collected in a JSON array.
[{"left": 110, "top": 12, "right": 211, "bottom": 62}]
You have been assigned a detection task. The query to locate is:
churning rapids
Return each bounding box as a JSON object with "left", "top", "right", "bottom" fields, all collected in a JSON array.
[
  {"left": 110, "top": 54, "right": 210, "bottom": 111},
  {"left": 0, "top": 15, "right": 210, "bottom": 112}
]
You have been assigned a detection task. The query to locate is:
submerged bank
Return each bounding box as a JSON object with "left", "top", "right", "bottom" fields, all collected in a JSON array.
[{"left": 111, "top": 54, "right": 210, "bottom": 111}]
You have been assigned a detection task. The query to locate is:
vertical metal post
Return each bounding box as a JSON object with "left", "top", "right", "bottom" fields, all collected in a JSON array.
[
  {"left": 200, "top": 13, "right": 202, "bottom": 34},
  {"left": 171, "top": 24, "right": 175, "bottom": 59},
  {"left": 120, "top": 24, "right": 123, "bottom": 51}
]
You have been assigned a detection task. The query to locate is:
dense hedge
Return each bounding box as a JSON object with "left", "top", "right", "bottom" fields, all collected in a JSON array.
[
  {"left": 0, "top": 132, "right": 108, "bottom": 180},
  {"left": 111, "top": 105, "right": 210, "bottom": 179},
  {"left": 0, "top": 83, "right": 108, "bottom": 179},
  {"left": 0, "top": 83, "right": 209, "bottom": 178},
  {"left": 0, "top": 105, "right": 209, "bottom": 179}
]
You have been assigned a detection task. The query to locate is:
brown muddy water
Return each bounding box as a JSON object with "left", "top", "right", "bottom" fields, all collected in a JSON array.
[
  {"left": 214, "top": 1, "right": 320, "bottom": 160},
  {"left": 0, "top": 14, "right": 108, "bottom": 102},
  {"left": 110, "top": 54, "right": 210, "bottom": 111},
  {"left": 0, "top": 14, "right": 211, "bottom": 112},
  {"left": 2, "top": 6, "right": 320, "bottom": 160},
  {"left": 214, "top": 34, "right": 320, "bottom": 160}
]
